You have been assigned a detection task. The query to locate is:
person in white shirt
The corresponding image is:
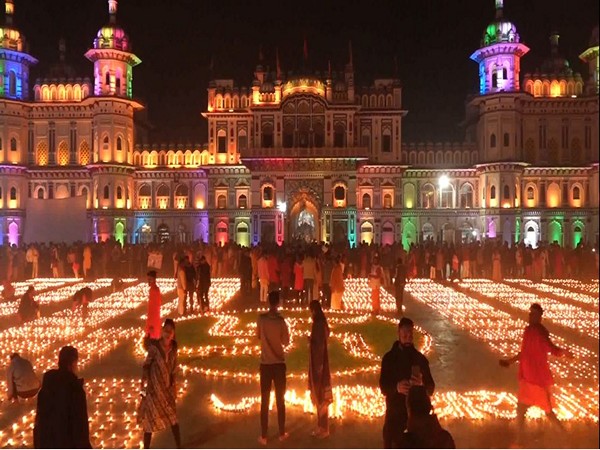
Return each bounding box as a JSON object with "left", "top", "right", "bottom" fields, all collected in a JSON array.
[{"left": 7, "top": 353, "right": 40, "bottom": 401}]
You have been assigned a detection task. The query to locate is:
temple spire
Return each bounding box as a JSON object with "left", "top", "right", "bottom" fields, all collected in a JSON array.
[
  {"left": 5, "top": 0, "right": 14, "bottom": 26},
  {"left": 495, "top": 0, "right": 503, "bottom": 19},
  {"left": 108, "top": 0, "right": 117, "bottom": 24}
]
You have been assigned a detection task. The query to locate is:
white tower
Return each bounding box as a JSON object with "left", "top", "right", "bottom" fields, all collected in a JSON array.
[
  {"left": 470, "top": 0, "right": 529, "bottom": 94},
  {"left": 85, "top": 0, "right": 141, "bottom": 98}
]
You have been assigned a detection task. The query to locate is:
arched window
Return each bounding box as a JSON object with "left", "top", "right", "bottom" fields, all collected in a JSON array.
[
  {"left": 572, "top": 186, "right": 581, "bottom": 200},
  {"left": 503, "top": 133, "right": 509, "bottom": 147},
  {"left": 383, "top": 193, "right": 392, "bottom": 208},
  {"left": 10, "top": 137, "right": 17, "bottom": 151},
  {"left": 421, "top": 184, "right": 435, "bottom": 209},
  {"left": 503, "top": 185, "right": 510, "bottom": 199},
  {"left": 490, "top": 133, "right": 497, "bottom": 148},
  {"left": 116, "top": 137, "right": 123, "bottom": 151},
  {"left": 79, "top": 141, "right": 91, "bottom": 165},
  {"left": 334, "top": 186, "right": 346, "bottom": 201},
  {"left": 103, "top": 185, "right": 110, "bottom": 199},
  {"left": 238, "top": 194, "right": 248, "bottom": 209},
  {"left": 102, "top": 136, "right": 110, "bottom": 150},
  {"left": 57, "top": 141, "right": 69, "bottom": 165},
  {"left": 492, "top": 71, "right": 498, "bottom": 88},
  {"left": 263, "top": 186, "right": 274, "bottom": 202},
  {"left": 460, "top": 183, "right": 474, "bottom": 208},
  {"left": 116, "top": 186, "right": 123, "bottom": 200},
  {"left": 37, "top": 141, "right": 49, "bottom": 166},
  {"left": 362, "top": 193, "right": 372, "bottom": 209},
  {"left": 502, "top": 67, "right": 508, "bottom": 80},
  {"left": 105, "top": 72, "right": 111, "bottom": 86},
  {"left": 9, "top": 71, "right": 16, "bottom": 97},
  {"left": 217, "top": 194, "right": 227, "bottom": 209},
  {"left": 115, "top": 77, "right": 121, "bottom": 94},
  {"left": 526, "top": 186, "right": 535, "bottom": 200},
  {"left": 10, "top": 187, "right": 17, "bottom": 200},
  {"left": 490, "top": 185, "right": 496, "bottom": 200}
]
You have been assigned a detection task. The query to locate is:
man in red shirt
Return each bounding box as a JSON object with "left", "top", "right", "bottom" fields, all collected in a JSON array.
[{"left": 500, "top": 303, "right": 573, "bottom": 445}]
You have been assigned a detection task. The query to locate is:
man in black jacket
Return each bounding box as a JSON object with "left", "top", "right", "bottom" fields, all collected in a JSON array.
[
  {"left": 379, "top": 317, "right": 435, "bottom": 449},
  {"left": 34, "top": 346, "right": 91, "bottom": 449}
]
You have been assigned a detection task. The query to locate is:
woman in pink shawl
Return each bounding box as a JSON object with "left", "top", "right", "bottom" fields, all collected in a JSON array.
[{"left": 308, "top": 300, "right": 332, "bottom": 439}]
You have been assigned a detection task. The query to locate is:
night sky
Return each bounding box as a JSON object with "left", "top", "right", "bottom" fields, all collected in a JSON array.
[{"left": 11, "top": 0, "right": 599, "bottom": 144}]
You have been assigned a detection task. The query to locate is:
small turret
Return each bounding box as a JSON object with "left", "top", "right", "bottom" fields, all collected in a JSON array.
[
  {"left": 84, "top": 0, "right": 141, "bottom": 98},
  {"left": 470, "top": 0, "right": 529, "bottom": 94},
  {"left": 0, "top": 0, "right": 38, "bottom": 100}
]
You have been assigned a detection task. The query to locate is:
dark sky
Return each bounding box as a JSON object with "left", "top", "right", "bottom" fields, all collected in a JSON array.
[{"left": 12, "top": 0, "right": 599, "bottom": 144}]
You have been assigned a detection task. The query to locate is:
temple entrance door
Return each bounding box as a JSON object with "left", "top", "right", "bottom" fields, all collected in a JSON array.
[{"left": 289, "top": 194, "right": 320, "bottom": 244}]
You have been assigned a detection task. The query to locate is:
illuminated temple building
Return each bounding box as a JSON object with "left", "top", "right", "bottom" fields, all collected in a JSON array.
[{"left": 0, "top": 0, "right": 598, "bottom": 247}]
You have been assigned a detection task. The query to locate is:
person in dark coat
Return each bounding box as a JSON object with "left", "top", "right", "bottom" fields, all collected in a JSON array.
[
  {"left": 379, "top": 317, "right": 435, "bottom": 449},
  {"left": 34, "top": 346, "right": 91, "bottom": 449},
  {"left": 400, "top": 386, "right": 455, "bottom": 449},
  {"left": 196, "top": 256, "right": 211, "bottom": 313}
]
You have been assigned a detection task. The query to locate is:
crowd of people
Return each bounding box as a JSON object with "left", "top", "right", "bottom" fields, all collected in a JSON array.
[
  {"left": 3, "top": 235, "right": 591, "bottom": 448},
  {"left": 1, "top": 237, "right": 598, "bottom": 286}
]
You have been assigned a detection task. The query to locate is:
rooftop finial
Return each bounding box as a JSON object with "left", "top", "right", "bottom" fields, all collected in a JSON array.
[
  {"left": 496, "top": 0, "right": 504, "bottom": 19},
  {"left": 5, "top": 0, "right": 14, "bottom": 26},
  {"left": 108, "top": 0, "right": 117, "bottom": 24},
  {"left": 495, "top": 0, "right": 503, "bottom": 18}
]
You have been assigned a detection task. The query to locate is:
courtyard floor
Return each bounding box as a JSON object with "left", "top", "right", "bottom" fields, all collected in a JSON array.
[{"left": 0, "top": 277, "right": 597, "bottom": 448}]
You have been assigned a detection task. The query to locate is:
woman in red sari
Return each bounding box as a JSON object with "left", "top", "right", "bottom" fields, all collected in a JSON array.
[{"left": 308, "top": 301, "right": 332, "bottom": 439}]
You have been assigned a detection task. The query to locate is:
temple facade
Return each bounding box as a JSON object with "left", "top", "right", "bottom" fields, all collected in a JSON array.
[{"left": 0, "top": 0, "right": 598, "bottom": 248}]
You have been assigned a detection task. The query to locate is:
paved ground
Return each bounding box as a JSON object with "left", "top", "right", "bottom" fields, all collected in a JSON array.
[{"left": 1, "top": 279, "right": 597, "bottom": 448}]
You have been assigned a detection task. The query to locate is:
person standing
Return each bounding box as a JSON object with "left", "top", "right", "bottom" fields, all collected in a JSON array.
[
  {"left": 293, "top": 255, "right": 304, "bottom": 304},
  {"left": 6, "top": 353, "right": 40, "bottom": 401},
  {"left": 320, "top": 255, "right": 333, "bottom": 309},
  {"left": 500, "top": 303, "right": 573, "bottom": 445},
  {"left": 196, "top": 256, "right": 211, "bottom": 313},
  {"left": 176, "top": 257, "right": 188, "bottom": 315},
  {"left": 369, "top": 257, "right": 383, "bottom": 315},
  {"left": 82, "top": 245, "right": 92, "bottom": 279},
  {"left": 34, "top": 346, "right": 91, "bottom": 448},
  {"left": 139, "top": 319, "right": 181, "bottom": 449},
  {"left": 308, "top": 300, "right": 332, "bottom": 439},
  {"left": 257, "top": 251, "right": 270, "bottom": 304},
  {"left": 379, "top": 317, "right": 435, "bottom": 448},
  {"left": 257, "top": 291, "right": 290, "bottom": 445},
  {"left": 183, "top": 257, "right": 196, "bottom": 314},
  {"left": 239, "top": 249, "right": 252, "bottom": 294},
  {"left": 329, "top": 255, "right": 345, "bottom": 310},
  {"left": 302, "top": 251, "right": 317, "bottom": 304},
  {"left": 394, "top": 258, "right": 408, "bottom": 317},
  {"left": 146, "top": 271, "right": 162, "bottom": 340}
]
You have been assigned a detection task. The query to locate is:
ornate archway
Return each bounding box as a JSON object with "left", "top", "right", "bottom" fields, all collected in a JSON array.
[{"left": 288, "top": 189, "right": 320, "bottom": 243}]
